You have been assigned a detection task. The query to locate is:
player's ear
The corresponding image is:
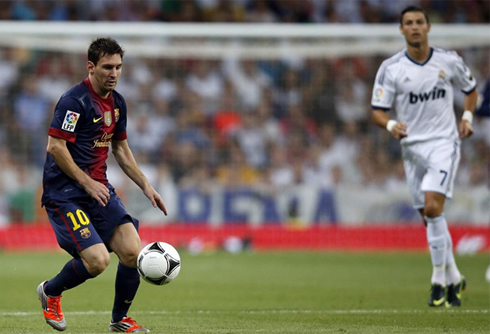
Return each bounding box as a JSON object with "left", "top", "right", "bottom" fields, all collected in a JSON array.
[
  {"left": 427, "top": 22, "right": 431, "bottom": 33},
  {"left": 87, "top": 61, "right": 95, "bottom": 75}
]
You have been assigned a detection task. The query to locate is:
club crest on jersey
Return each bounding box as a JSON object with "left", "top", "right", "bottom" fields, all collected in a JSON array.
[
  {"left": 80, "top": 228, "right": 91, "bottom": 239},
  {"left": 62, "top": 111, "right": 80, "bottom": 132},
  {"left": 114, "top": 108, "right": 120, "bottom": 122},
  {"left": 438, "top": 69, "right": 446, "bottom": 82},
  {"left": 104, "top": 111, "right": 112, "bottom": 126}
]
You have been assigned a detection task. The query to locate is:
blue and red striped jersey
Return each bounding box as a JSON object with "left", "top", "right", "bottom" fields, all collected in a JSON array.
[{"left": 42, "top": 78, "right": 127, "bottom": 205}]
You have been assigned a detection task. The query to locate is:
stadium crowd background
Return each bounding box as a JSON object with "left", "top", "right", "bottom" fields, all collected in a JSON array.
[
  {"left": 0, "top": 0, "right": 489, "bottom": 23},
  {"left": 0, "top": 0, "right": 488, "bottom": 225}
]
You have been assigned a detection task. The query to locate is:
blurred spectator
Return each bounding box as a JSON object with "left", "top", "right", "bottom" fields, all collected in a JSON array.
[
  {"left": 13, "top": 74, "right": 50, "bottom": 165},
  {"left": 0, "top": 48, "right": 20, "bottom": 100},
  {"left": 213, "top": 82, "right": 242, "bottom": 138},
  {"left": 246, "top": 0, "right": 277, "bottom": 22},
  {"left": 186, "top": 60, "right": 224, "bottom": 116},
  {"left": 223, "top": 55, "right": 272, "bottom": 110},
  {"left": 279, "top": 104, "right": 318, "bottom": 146},
  {"left": 316, "top": 123, "right": 344, "bottom": 185},
  {"left": 202, "top": 0, "right": 246, "bottom": 22},
  {"left": 173, "top": 107, "right": 210, "bottom": 150},
  {"left": 272, "top": 67, "right": 303, "bottom": 118},
  {"left": 216, "top": 138, "right": 261, "bottom": 187},
  {"left": 302, "top": 59, "right": 338, "bottom": 125},
  {"left": 232, "top": 111, "right": 269, "bottom": 168},
  {"left": 37, "top": 54, "right": 71, "bottom": 103}
]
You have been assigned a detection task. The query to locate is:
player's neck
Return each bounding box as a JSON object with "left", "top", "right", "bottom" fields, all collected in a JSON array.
[
  {"left": 88, "top": 75, "right": 111, "bottom": 99},
  {"left": 406, "top": 43, "right": 431, "bottom": 63}
]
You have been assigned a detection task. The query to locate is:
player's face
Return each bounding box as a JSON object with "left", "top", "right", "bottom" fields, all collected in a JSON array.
[
  {"left": 400, "top": 12, "right": 430, "bottom": 48},
  {"left": 88, "top": 54, "right": 122, "bottom": 95}
]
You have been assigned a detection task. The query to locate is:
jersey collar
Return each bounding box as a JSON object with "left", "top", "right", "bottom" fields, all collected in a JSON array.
[{"left": 405, "top": 47, "right": 433, "bottom": 66}]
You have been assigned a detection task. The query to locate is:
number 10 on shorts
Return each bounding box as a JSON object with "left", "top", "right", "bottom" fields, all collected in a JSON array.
[{"left": 66, "top": 209, "right": 89, "bottom": 231}]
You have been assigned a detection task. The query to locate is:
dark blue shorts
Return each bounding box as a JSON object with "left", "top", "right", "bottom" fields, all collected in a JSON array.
[{"left": 44, "top": 187, "right": 139, "bottom": 258}]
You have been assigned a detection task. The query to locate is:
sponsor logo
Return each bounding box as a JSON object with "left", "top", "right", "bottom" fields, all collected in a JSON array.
[
  {"left": 373, "top": 87, "right": 383, "bottom": 102},
  {"left": 80, "top": 228, "right": 91, "bottom": 239},
  {"left": 93, "top": 116, "right": 103, "bottom": 123},
  {"left": 61, "top": 111, "right": 80, "bottom": 132},
  {"left": 104, "top": 111, "right": 112, "bottom": 127},
  {"left": 409, "top": 87, "right": 446, "bottom": 104},
  {"left": 92, "top": 132, "right": 114, "bottom": 148}
]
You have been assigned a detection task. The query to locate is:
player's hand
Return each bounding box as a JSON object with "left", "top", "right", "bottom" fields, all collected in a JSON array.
[
  {"left": 143, "top": 186, "right": 168, "bottom": 216},
  {"left": 391, "top": 121, "right": 408, "bottom": 140},
  {"left": 84, "top": 180, "right": 110, "bottom": 206},
  {"left": 459, "top": 120, "right": 473, "bottom": 139}
]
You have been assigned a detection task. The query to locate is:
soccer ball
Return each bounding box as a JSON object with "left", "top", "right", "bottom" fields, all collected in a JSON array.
[{"left": 137, "top": 242, "right": 181, "bottom": 285}]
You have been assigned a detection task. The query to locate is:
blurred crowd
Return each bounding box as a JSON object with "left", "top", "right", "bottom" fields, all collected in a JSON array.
[
  {"left": 0, "top": 42, "right": 488, "bottom": 224},
  {"left": 0, "top": 0, "right": 489, "bottom": 23},
  {"left": 0, "top": 0, "right": 489, "bottom": 224}
]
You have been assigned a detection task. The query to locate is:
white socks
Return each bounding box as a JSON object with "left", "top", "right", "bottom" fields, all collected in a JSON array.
[
  {"left": 426, "top": 214, "right": 461, "bottom": 286},
  {"left": 445, "top": 229, "right": 462, "bottom": 285}
]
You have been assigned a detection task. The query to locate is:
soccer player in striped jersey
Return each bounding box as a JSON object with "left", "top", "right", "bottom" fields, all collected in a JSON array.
[
  {"left": 371, "top": 6, "right": 478, "bottom": 307},
  {"left": 37, "top": 37, "right": 167, "bottom": 332}
]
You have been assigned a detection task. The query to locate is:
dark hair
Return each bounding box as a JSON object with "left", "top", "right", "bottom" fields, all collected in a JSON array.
[
  {"left": 88, "top": 37, "right": 124, "bottom": 65},
  {"left": 400, "top": 6, "right": 429, "bottom": 25}
]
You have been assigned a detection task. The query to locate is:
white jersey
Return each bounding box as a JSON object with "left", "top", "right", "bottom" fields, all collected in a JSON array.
[{"left": 371, "top": 48, "right": 477, "bottom": 144}]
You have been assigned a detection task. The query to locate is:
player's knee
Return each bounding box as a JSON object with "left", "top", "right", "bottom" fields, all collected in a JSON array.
[
  {"left": 119, "top": 248, "right": 139, "bottom": 267},
  {"left": 85, "top": 253, "right": 111, "bottom": 276},
  {"left": 424, "top": 201, "right": 443, "bottom": 218}
]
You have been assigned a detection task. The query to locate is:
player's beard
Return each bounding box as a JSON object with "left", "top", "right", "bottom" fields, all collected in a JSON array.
[{"left": 407, "top": 40, "right": 422, "bottom": 48}]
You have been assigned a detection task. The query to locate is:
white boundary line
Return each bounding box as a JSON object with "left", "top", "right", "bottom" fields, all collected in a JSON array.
[{"left": 1, "top": 309, "right": 488, "bottom": 317}]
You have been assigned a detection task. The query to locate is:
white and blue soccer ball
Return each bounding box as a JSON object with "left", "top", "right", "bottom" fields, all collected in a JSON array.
[{"left": 137, "top": 242, "right": 181, "bottom": 286}]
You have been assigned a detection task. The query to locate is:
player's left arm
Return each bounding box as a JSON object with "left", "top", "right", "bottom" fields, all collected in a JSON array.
[
  {"left": 111, "top": 139, "right": 167, "bottom": 215},
  {"left": 459, "top": 88, "right": 479, "bottom": 139}
]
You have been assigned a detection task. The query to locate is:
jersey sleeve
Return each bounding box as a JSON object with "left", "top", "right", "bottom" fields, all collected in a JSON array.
[
  {"left": 114, "top": 96, "right": 127, "bottom": 141},
  {"left": 452, "top": 53, "right": 477, "bottom": 94},
  {"left": 48, "top": 96, "right": 84, "bottom": 143},
  {"left": 371, "top": 61, "right": 396, "bottom": 111}
]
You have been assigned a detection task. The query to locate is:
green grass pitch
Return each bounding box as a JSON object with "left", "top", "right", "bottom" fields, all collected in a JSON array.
[{"left": 0, "top": 251, "right": 488, "bottom": 333}]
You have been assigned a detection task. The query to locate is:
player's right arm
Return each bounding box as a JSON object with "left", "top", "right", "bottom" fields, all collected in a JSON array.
[
  {"left": 46, "top": 136, "right": 110, "bottom": 206},
  {"left": 372, "top": 109, "right": 407, "bottom": 139},
  {"left": 371, "top": 59, "right": 407, "bottom": 140}
]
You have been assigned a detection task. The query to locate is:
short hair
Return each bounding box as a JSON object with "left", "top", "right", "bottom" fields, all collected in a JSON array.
[
  {"left": 88, "top": 37, "right": 124, "bottom": 65},
  {"left": 400, "top": 6, "right": 429, "bottom": 25}
]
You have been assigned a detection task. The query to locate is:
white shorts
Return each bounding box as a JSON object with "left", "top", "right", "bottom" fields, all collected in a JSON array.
[{"left": 401, "top": 138, "right": 460, "bottom": 209}]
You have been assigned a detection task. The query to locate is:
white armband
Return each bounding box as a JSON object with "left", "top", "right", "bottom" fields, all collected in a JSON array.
[
  {"left": 462, "top": 110, "right": 473, "bottom": 124},
  {"left": 386, "top": 120, "right": 397, "bottom": 132}
]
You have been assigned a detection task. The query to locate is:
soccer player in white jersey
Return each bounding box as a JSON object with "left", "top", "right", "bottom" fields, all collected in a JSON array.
[{"left": 371, "top": 6, "right": 478, "bottom": 307}]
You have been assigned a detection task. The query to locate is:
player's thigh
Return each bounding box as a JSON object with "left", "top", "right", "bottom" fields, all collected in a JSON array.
[
  {"left": 109, "top": 222, "right": 142, "bottom": 267},
  {"left": 45, "top": 202, "right": 104, "bottom": 257},
  {"left": 421, "top": 140, "right": 460, "bottom": 198},
  {"left": 93, "top": 188, "right": 140, "bottom": 249},
  {"left": 401, "top": 145, "right": 426, "bottom": 209}
]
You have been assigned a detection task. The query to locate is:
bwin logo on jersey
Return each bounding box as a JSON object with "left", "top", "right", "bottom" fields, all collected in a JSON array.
[{"left": 409, "top": 87, "right": 446, "bottom": 104}]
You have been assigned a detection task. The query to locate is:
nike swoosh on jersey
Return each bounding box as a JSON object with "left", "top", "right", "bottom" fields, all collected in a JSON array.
[
  {"left": 93, "top": 116, "right": 103, "bottom": 123},
  {"left": 124, "top": 300, "right": 133, "bottom": 304}
]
